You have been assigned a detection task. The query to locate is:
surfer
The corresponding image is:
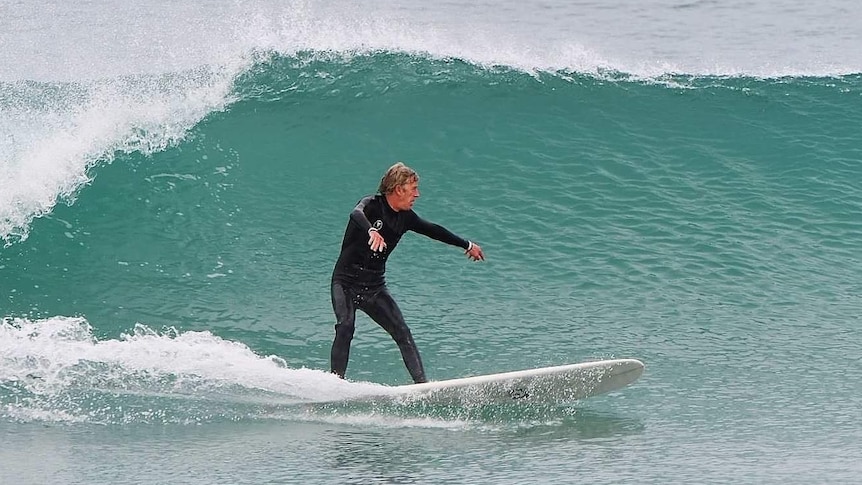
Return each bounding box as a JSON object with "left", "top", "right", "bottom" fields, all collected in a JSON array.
[{"left": 330, "top": 162, "right": 485, "bottom": 383}]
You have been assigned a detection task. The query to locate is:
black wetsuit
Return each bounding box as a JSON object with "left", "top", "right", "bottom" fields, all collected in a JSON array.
[{"left": 330, "top": 194, "right": 470, "bottom": 383}]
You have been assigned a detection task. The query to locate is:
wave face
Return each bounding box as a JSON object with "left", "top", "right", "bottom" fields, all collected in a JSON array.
[{"left": 3, "top": 52, "right": 861, "bottom": 413}]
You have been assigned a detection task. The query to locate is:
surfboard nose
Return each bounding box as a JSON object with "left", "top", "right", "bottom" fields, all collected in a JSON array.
[{"left": 615, "top": 358, "right": 645, "bottom": 377}]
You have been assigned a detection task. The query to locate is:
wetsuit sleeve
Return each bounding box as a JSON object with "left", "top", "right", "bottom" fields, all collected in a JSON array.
[
  {"left": 409, "top": 212, "right": 470, "bottom": 249},
  {"left": 349, "top": 196, "right": 375, "bottom": 232}
]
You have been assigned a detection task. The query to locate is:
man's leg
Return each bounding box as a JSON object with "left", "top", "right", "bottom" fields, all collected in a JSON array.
[
  {"left": 361, "top": 288, "right": 428, "bottom": 383},
  {"left": 330, "top": 281, "right": 357, "bottom": 379}
]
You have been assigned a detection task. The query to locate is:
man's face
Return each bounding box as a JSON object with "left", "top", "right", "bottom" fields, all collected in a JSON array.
[{"left": 393, "top": 179, "right": 420, "bottom": 211}]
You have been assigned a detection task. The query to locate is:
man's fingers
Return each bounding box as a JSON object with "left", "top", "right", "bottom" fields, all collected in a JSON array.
[{"left": 368, "top": 233, "right": 387, "bottom": 252}]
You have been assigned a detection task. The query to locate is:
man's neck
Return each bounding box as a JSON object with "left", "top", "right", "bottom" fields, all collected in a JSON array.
[{"left": 384, "top": 193, "right": 402, "bottom": 212}]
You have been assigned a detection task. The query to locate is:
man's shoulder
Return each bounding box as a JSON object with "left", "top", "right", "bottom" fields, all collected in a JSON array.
[{"left": 355, "top": 194, "right": 381, "bottom": 207}]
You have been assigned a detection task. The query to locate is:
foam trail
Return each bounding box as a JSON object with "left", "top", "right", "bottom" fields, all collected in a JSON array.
[{"left": 0, "top": 316, "right": 385, "bottom": 422}]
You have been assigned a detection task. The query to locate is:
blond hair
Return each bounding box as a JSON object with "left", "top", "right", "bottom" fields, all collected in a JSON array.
[{"left": 378, "top": 162, "right": 419, "bottom": 195}]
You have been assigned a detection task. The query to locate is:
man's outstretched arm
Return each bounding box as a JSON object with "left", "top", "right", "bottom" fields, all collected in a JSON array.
[{"left": 411, "top": 215, "right": 485, "bottom": 261}]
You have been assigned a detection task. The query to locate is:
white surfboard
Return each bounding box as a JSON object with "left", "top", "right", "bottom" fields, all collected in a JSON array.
[{"left": 342, "top": 358, "right": 644, "bottom": 406}]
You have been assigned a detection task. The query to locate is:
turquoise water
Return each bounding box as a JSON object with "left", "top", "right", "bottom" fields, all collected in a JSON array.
[{"left": 3, "top": 1, "right": 862, "bottom": 483}]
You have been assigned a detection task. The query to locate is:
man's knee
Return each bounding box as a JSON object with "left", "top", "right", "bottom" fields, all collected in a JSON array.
[{"left": 334, "top": 318, "right": 355, "bottom": 339}]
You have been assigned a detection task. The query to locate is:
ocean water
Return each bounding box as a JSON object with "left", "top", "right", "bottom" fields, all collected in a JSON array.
[{"left": 2, "top": 1, "right": 861, "bottom": 483}]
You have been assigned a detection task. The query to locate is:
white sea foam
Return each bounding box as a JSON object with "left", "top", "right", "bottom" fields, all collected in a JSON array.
[
  {"left": 0, "top": 316, "right": 388, "bottom": 423},
  {"left": 0, "top": 67, "right": 243, "bottom": 244},
  {"left": 2, "top": 0, "right": 859, "bottom": 83}
]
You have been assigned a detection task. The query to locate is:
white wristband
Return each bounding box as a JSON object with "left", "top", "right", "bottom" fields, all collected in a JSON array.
[
  {"left": 466, "top": 241, "right": 473, "bottom": 251},
  {"left": 368, "top": 228, "right": 379, "bottom": 235}
]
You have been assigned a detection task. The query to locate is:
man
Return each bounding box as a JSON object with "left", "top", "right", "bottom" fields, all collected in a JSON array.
[{"left": 330, "top": 162, "right": 485, "bottom": 383}]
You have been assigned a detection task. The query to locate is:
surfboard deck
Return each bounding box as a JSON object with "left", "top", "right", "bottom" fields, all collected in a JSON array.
[{"left": 334, "top": 358, "right": 644, "bottom": 406}]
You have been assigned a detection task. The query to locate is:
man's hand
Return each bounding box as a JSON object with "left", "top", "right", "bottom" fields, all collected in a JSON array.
[
  {"left": 466, "top": 242, "right": 485, "bottom": 261},
  {"left": 368, "top": 229, "right": 387, "bottom": 252}
]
